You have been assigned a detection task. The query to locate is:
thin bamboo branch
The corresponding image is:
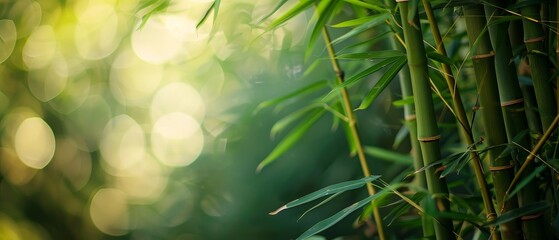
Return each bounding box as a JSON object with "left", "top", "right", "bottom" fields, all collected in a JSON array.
[{"left": 321, "top": 27, "right": 386, "bottom": 240}]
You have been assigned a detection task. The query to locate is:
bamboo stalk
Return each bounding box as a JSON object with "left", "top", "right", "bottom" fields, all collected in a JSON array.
[
  {"left": 397, "top": 1, "right": 454, "bottom": 239},
  {"left": 421, "top": 2, "right": 499, "bottom": 239},
  {"left": 384, "top": 2, "right": 433, "bottom": 235},
  {"left": 519, "top": 0, "right": 559, "bottom": 215},
  {"left": 321, "top": 27, "right": 386, "bottom": 240},
  {"left": 483, "top": 1, "right": 546, "bottom": 239},
  {"left": 462, "top": 4, "right": 522, "bottom": 239}
]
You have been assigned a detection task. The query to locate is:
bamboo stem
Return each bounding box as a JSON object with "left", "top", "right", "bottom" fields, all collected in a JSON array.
[
  {"left": 462, "top": 4, "right": 522, "bottom": 239},
  {"left": 421, "top": 2, "right": 499, "bottom": 239},
  {"left": 397, "top": 1, "right": 455, "bottom": 239},
  {"left": 321, "top": 27, "right": 386, "bottom": 240}
]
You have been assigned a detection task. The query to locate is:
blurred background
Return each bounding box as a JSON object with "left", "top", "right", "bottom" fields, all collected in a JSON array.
[{"left": 0, "top": 0, "right": 409, "bottom": 239}]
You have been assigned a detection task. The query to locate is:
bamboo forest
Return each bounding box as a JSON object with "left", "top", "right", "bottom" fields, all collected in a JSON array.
[{"left": 2, "top": 0, "right": 559, "bottom": 239}]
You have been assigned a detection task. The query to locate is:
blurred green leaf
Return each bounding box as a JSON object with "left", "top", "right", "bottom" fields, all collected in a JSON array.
[
  {"left": 254, "top": 81, "right": 328, "bottom": 113},
  {"left": 270, "top": 104, "right": 322, "bottom": 139},
  {"left": 268, "top": 0, "right": 316, "bottom": 30},
  {"left": 358, "top": 56, "right": 407, "bottom": 110},
  {"left": 257, "top": 109, "right": 325, "bottom": 172},
  {"left": 331, "top": 13, "right": 390, "bottom": 44},
  {"left": 336, "top": 50, "right": 405, "bottom": 60},
  {"left": 484, "top": 201, "right": 549, "bottom": 227},
  {"left": 342, "top": 0, "right": 388, "bottom": 12},
  {"left": 427, "top": 51, "right": 455, "bottom": 66},
  {"left": 332, "top": 14, "right": 387, "bottom": 28},
  {"left": 269, "top": 175, "right": 381, "bottom": 215},
  {"left": 297, "top": 188, "right": 387, "bottom": 240},
  {"left": 364, "top": 146, "right": 413, "bottom": 165},
  {"left": 308, "top": 0, "right": 341, "bottom": 55}
]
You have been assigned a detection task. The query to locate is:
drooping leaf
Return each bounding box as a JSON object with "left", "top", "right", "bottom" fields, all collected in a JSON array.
[
  {"left": 357, "top": 56, "right": 407, "bottom": 110},
  {"left": 257, "top": 109, "right": 325, "bottom": 172},
  {"left": 331, "top": 13, "right": 391, "bottom": 44},
  {"left": 364, "top": 146, "right": 413, "bottom": 165},
  {"left": 336, "top": 50, "right": 405, "bottom": 60},
  {"left": 269, "top": 175, "right": 381, "bottom": 215},
  {"left": 296, "top": 188, "right": 388, "bottom": 240},
  {"left": 268, "top": 0, "right": 316, "bottom": 30},
  {"left": 484, "top": 201, "right": 549, "bottom": 227},
  {"left": 254, "top": 81, "right": 328, "bottom": 113},
  {"left": 196, "top": 2, "right": 215, "bottom": 29}
]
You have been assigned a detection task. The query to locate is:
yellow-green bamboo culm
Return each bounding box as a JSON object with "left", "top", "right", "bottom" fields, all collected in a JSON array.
[
  {"left": 484, "top": 1, "right": 547, "bottom": 239},
  {"left": 519, "top": 0, "right": 559, "bottom": 217},
  {"left": 421, "top": 2, "right": 499, "bottom": 239},
  {"left": 397, "top": 1, "right": 454, "bottom": 239},
  {"left": 321, "top": 27, "right": 386, "bottom": 240},
  {"left": 463, "top": 4, "right": 522, "bottom": 240},
  {"left": 383, "top": 3, "right": 433, "bottom": 235}
]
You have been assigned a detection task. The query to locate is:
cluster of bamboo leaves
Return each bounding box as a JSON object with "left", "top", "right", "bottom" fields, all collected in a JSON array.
[{"left": 254, "top": 0, "right": 559, "bottom": 239}]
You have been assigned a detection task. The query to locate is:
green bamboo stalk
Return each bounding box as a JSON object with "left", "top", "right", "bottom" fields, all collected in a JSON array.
[
  {"left": 421, "top": 2, "right": 499, "bottom": 239},
  {"left": 384, "top": 4, "right": 433, "bottom": 235},
  {"left": 519, "top": 0, "right": 559, "bottom": 215},
  {"left": 484, "top": 1, "right": 547, "bottom": 239},
  {"left": 321, "top": 27, "right": 386, "bottom": 240},
  {"left": 462, "top": 4, "right": 522, "bottom": 239},
  {"left": 397, "top": 1, "right": 454, "bottom": 239}
]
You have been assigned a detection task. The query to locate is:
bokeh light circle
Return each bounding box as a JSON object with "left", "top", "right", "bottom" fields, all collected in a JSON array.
[
  {"left": 22, "top": 25, "right": 56, "bottom": 70},
  {"left": 14, "top": 117, "right": 56, "bottom": 169},
  {"left": 150, "top": 82, "right": 205, "bottom": 122},
  {"left": 100, "top": 115, "right": 146, "bottom": 171},
  {"left": 0, "top": 20, "right": 17, "bottom": 64},
  {"left": 151, "top": 112, "right": 203, "bottom": 167},
  {"left": 90, "top": 188, "right": 129, "bottom": 236}
]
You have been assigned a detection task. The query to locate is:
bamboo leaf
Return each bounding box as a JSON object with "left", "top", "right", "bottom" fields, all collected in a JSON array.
[
  {"left": 257, "top": 109, "right": 325, "bottom": 172},
  {"left": 306, "top": 0, "right": 341, "bottom": 59},
  {"left": 269, "top": 175, "right": 381, "bottom": 215},
  {"left": 336, "top": 50, "right": 405, "bottom": 60},
  {"left": 364, "top": 146, "right": 413, "bottom": 165},
  {"left": 427, "top": 51, "right": 455, "bottom": 66},
  {"left": 298, "top": 192, "right": 343, "bottom": 221},
  {"left": 254, "top": 81, "right": 328, "bottom": 113},
  {"left": 357, "top": 56, "right": 407, "bottom": 110},
  {"left": 256, "top": 0, "right": 290, "bottom": 24},
  {"left": 196, "top": 2, "right": 215, "bottom": 29},
  {"left": 331, "top": 13, "right": 391, "bottom": 44},
  {"left": 342, "top": 0, "right": 388, "bottom": 12},
  {"left": 507, "top": 165, "right": 546, "bottom": 200},
  {"left": 268, "top": 0, "right": 316, "bottom": 30},
  {"left": 331, "top": 14, "right": 387, "bottom": 28},
  {"left": 296, "top": 188, "right": 387, "bottom": 240},
  {"left": 213, "top": 0, "right": 221, "bottom": 24},
  {"left": 270, "top": 104, "right": 323, "bottom": 139},
  {"left": 331, "top": 57, "right": 398, "bottom": 93},
  {"left": 484, "top": 201, "right": 549, "bottom": 227}
]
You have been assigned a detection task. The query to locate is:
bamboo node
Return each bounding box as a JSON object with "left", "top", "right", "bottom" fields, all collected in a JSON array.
[
  {"left": 500, "top": 98, "right": 524, "bottom": 107},
  {"left": 472, "top": 52, "right": 495, "bottom": 60},
  {"left": 405, "top": 115, "right": 416, "bottom": 121},
  {"left": 489, "top": 164, "right": 515, "bottom": 171},
  {"left": 524, "top": 36, "right": 546, "bottom": 43},
  {"left": 418, "top": 135, "right": 441, "bottom": 142},
  {"left": 486, "top": 213, "right": 497, "bottom": 219},
  {"left": 521, "top": 212, "right": 543, "bottom": 221},
  {"left": 472, "top": 105, "right": 481, "bottom": 111},
  {"left": 395, "top": 0, "right": 409, "bottom": 2}
]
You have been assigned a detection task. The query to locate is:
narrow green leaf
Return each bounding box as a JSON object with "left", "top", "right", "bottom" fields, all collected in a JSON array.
[
  {"left": 484, "top": 201, "right": 549, "bottom": 227},
  {"left": 336, "top": 50, "right": 405, "bottom": 60},
  {"left": 364, "top": 146, "right": 413, "bottom": 165},
  {"left": 331, "top": 15, "right": 386, "bottom": 28},
  {"left": 270, "top": 175, "right": 381, "bottom": 215},
  {"left": 332, "top": 57, "right": 398, "bottom": 91},
  {"left": 331, "top": 13, "right": 390, "bottom": 44},
  {"left": 507, "top": 165, "right": 546, "bottom": 200},
  {"left": 309, "top": 0, "right": 340, "bottom": 48},
  {"left": 213, "top": 0, "right": 221, "bottom": 24},
  {"left": 196, "top": 2, "right": 215, "bottom": 29},
  {"left": 257, "top": 109, "right": 325, "bottom": 172},
  {"left": 270, "top": 104, "right": 322, "bottom": 139},
  {"left": 342, "top": 0, "right": 388, "bottom": 12},
  {"left": 297, "top": 188, "right": 387, "bottom": 240},
  {"left": 298, "top": 192, "right": 343, "bottom": 221},
  {"left": 256, "top": 0, "right": 290, "bottom": 24},
  {"left": 268, "top": 0, "right": 316, "bottom": 30},
  {"left": 427, "top": 51, "right": 455, "bottom": 66},
  {"left": 357, "top": 56, "right": 407, "bottom": 110},
  {"left": 392, "top": 96, "right": 415, "bottom": 107},
  {"left": 254, "top": 81, "right": 328, "bottom": 113}
]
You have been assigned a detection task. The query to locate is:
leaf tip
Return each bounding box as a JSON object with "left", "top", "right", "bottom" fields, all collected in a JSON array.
[{"left": 269, "top": 205, "right": 287, "bottom": 215}]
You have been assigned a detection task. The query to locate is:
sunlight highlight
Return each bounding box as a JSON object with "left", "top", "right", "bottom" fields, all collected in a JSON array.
[
  {"left": 0, "top": 20, "right": 17, "bottom": 64},
  {"left": 90, "top": 188, "right": 129, "bottom": 236},
  {"left": 27, "top": 54, "right": 68, "bottom": 102},
  {"left": 113, "top": 156, "right": 167, "bottom": 204},
  {"left": 100, "top": 115, "right": 145, "bottom": 171},
  {"left": 14, "top": 117, "right": 56, "bottom": 169},
  {"left": 22, "top": 25, "right": 56, "bottom": 69},
  {"left": 74, "top": 2, "right": 120, "bottom": 60},
  {"left": 151, "top": 112, "right": 203, "bottom": 167},
  {"left": 150, "top": 82, "right": 205, "bottom": 122}
]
